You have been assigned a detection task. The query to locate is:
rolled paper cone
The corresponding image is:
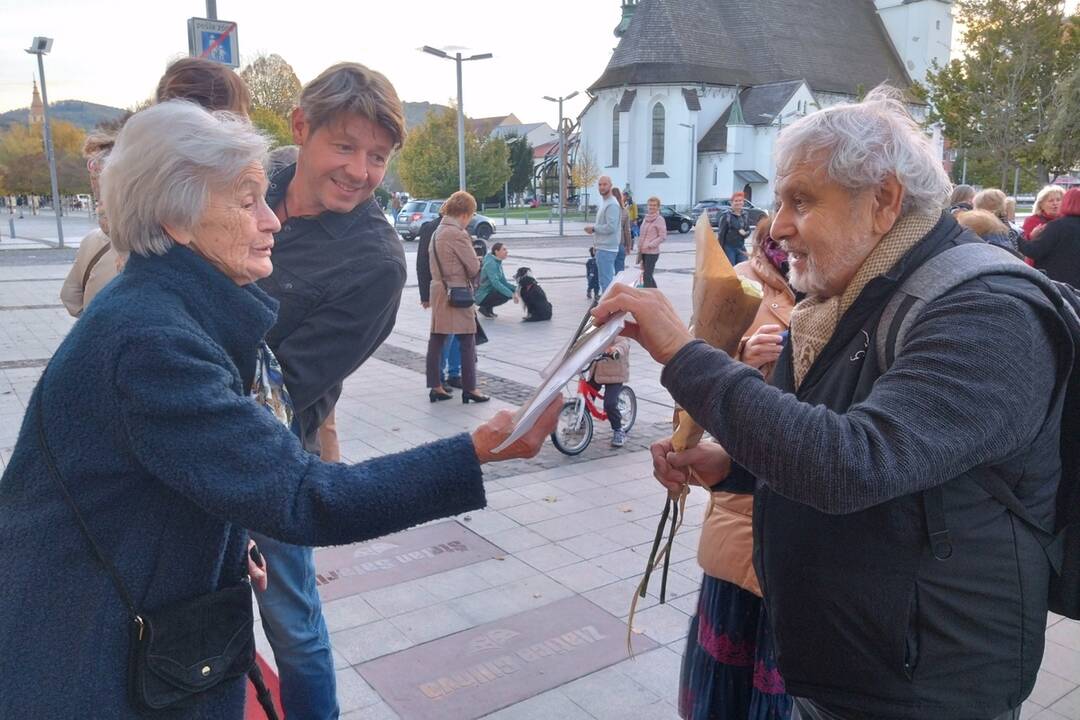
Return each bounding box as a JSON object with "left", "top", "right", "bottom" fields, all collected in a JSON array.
[{"left": 671, "top": 215, "right": 762, "bottom": 455}]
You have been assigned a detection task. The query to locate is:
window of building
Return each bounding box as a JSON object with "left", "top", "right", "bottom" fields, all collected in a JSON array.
[
  {"left": 651, "top": 103, "right": 665, "bottom": 165},
  {"left": 611, "top": 105, "right": 620, "bottom": 167},
  {"left": 712, "top": 165, "right": 718, "bottom": 185}
]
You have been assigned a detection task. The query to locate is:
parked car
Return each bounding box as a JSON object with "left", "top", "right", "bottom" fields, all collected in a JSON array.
[
  {"left": 690, "top": 198, "right": 766, "bottom": 227},
  {"left": 634, "top": 204, "right": 694, "bottom": 234},
  {"left": 394, "top": 199, "right": 496, "bottom": 241}
]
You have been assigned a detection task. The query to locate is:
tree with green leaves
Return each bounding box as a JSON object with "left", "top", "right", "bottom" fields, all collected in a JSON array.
[
  {"left": 504, "top": 134, "right": 535, "bottom": 198},
  {"left": 397, "top": 107, "right": 510, "bottom": 199},
  {"left": 1045, "top": 59, "right": 1080, "bottom": 175},
  {"left": 250, "top": 106, "right": 292, "bottom": 149},
  {"left": 923, "top": 0, "right": 1079, "bottom": 188},
  {"left": 0, "top": 120, "right": 88, "bottom": 195},
  {"left": 240, "top": 54, "right": 302, "bottom": 118}
]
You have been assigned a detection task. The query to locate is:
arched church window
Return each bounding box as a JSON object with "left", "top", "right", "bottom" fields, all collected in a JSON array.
[
  {"left": 612, "top": 105, "right": 620, "bottom": 167},
  {"left": 651, "top": 103, "right": 665, "bottom": 165}
]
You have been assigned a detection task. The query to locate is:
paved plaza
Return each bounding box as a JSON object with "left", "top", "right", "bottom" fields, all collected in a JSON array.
[{"left": 2, "top": 211, "right": 1079, "bottom": 719}]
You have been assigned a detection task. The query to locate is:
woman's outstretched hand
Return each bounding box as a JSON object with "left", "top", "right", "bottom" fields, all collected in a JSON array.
[
  {"left": 472, "top": 396, "right": 562, "bottom": 464},
  {"left": 590, "top": 284, "right": 694, "bottom": 365}
]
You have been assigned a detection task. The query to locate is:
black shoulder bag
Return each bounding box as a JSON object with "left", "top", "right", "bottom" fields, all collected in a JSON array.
[
  {"left": 433, "top": 229, "right": 475, "bottom": 308},
  {"left": 34, "top": 374, "right": 279, "bottom": 717}
]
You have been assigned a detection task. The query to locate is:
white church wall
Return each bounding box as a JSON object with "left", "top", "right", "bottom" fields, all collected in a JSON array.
[{"left": 875, "top": 0, "right": 953, "bottom": 86}]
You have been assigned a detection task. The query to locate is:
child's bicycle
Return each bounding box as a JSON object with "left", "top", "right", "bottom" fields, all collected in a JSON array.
[{"left": 550, "top": 352, "right": 638, "bottom": 455}]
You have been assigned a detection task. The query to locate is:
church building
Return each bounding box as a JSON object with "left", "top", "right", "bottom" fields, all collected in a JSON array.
[{"left": 577, "top": 0, "right": 953, "bottom": 209}]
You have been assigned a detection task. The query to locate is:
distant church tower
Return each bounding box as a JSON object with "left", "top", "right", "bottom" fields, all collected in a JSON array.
[
  {"left": 874, "top": 0, "right": 954, "bottom": 85},
  {"left": 29, "top": 79, "right": 44, "bottom": 124},
  {"left": 614, "top": 0, "right": 638, "bottom": 37}
]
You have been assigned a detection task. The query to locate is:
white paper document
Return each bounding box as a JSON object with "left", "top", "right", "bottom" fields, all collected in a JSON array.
[{"left": 492, "top": 269, "right": 638, "bottom": 453}]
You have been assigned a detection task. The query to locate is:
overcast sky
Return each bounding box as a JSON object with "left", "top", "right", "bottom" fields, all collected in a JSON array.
[
  {"left": 0, "top": 0, "right": 616, "bottom": 125},
  {"left": 3, "top": 1, "right": 1077, "bottom": 127}
]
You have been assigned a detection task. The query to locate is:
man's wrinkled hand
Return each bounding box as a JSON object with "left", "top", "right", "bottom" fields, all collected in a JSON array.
[
  {"left": 591, "top": 284, "right": 694, "bottom": 365},
  {"left": 651, "top": 438, "right": 732, "bottom": 493}
]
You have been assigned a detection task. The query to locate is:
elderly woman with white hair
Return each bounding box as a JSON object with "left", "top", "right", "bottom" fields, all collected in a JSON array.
[
  {"left": 0, "top": 101, "right": 558, "bottom": 718},
  {"left": 598, "top": 86, "right": 1068, "bottom": 720}
]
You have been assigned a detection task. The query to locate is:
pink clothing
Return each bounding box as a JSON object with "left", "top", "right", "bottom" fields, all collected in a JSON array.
[{"left": 638, "top": 212, "right": 667, "bottom": 254}]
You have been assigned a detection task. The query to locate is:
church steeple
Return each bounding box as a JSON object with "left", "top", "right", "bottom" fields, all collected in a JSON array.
[
  {"left": 29, "top": 78, "right": 44, "bottom": 124},
  {"left": 614, "top": 0, "right": 638, "bottom": 38}
]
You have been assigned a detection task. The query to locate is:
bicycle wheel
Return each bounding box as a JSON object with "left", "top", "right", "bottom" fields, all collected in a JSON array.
[
  {"left": 551, "top": 399, "right": 594, "bottom": 456},
  {"left": 617, "top": 386, "right": 638, "bottom": 434}
]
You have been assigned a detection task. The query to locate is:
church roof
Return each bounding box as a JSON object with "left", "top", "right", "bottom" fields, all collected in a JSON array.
[
  {"left": 589, "top": 0, "right": 911, "bottom": 97},
  {"left": 698, "top": 80, "right": 804, "bottom": 152}
]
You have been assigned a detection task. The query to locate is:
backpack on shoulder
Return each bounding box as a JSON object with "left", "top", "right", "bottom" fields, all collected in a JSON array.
[{"left": 877, "top": 241, "right": 1080, "bottom": 619}]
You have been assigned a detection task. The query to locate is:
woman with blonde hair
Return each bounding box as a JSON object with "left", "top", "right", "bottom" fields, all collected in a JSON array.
[
  {"left": 426, "top": 191, "right": 489, "bottom": 403},
  {"left": 973, "top": 188, "right": 1020, "bottom": 251},
  {"left": 1023, "top": 184, "right": 1065, "bottom": 241}
]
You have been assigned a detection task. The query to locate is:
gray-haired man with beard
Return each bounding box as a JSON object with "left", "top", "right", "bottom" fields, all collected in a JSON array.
[{"left": 597, "top": 87, "right": 1071, "bottom": 720}]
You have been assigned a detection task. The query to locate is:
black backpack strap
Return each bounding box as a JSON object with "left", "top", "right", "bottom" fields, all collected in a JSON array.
[
  {"left": 922, "top": 486, "right": 953, "bottom": 560},
  {"left": 34, "top": 370, "right": 143, "bottom": 628},
  {"left": 876, "top": 242, "right": 1061, "bottom": 563},
  {"left": 974, "top": 475, "right": 1064, "bottom": 574}
]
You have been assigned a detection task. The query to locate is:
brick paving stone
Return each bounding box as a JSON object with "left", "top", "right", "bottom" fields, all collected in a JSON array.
[
  {"left": 340, "top": 701, "right": 401, "bottom": 720},
  {"left": 629, "top": 603, "right": 693, "bottom": 645},
  {"left": 388, "top": 601, "right": 474, "bottom": 645},
  {"left": 584, "top": 578, "right": 660, "bottom": 618},
  {"left": 560, "top": 665, "right": 663, "bottom": 720},
  {"left": 416, "top": 564, "right": 494, "bottom": 602},
  {"left": 1030, "top": 668, "right": 1078, "bottom": 709},
  {"left": 1047, "top": 686, "right": 1080, "bottom": 718},
  {"left": 333, "top": 619, "right": 414, "bottom": 665},
  {"left": 516, "top": 543, "right": 584, "bottom": 572},
  {"left": 322, "top": 594, "right": 383, "bottom": 633},
  {"left": 556, "top": 532, "right": 626, "bottom": 560},
  {"left": 336, "top": 667, "right": 385, "bottom": 713},
  {"left": 469, "top": 556, "right": 538, "bottom": 587},
  {"left": 547, "top": 561, "right": 623, "bottom": 594},
  {"left": 480, "top": 689, "right": 593, "bottom": 720},
  {"left": 611, "top": 646, "right": 684, "bottom": 705},
  {"left": 486, "top": 526, "right": 550, "bottom": 554}
]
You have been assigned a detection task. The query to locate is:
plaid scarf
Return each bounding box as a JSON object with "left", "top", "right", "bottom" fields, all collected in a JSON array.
[{"left": 789, "top": 213, "right": 938, "bottom": 389}]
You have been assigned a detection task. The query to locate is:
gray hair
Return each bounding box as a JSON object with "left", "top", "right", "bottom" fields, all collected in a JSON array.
[
  {"left": 774, "top": 85, "right": 951, "bottom": 216},
  {"left": 101, "top": 100, "right": 268, "bottom": 256}
]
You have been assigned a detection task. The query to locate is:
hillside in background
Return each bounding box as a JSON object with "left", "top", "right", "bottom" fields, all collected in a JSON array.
[
  {"left": 0, "top": 99, "right": 127, "bottom": 131},
  {"left": 403, "top": 101, "right": 450, "bottom": 130}
]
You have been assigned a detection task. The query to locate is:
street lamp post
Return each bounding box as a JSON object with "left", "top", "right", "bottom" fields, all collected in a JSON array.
[
  {"left": 679, "top": 122, "right": 696, "bottom": 209},
  {"left": 25, "top": 37, "right": 64, "bottom": 249},
  {"left": 543, "top": 91, "right": 578, "bottom": 237},
  {"left": 421, "top": 46, "right": 493, "bottom": 192}
]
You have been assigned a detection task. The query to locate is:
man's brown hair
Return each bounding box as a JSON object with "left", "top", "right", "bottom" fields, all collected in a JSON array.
[
  {"left": 299, "top": 62, "right": 406, "bottom": 149},
  {"left": 155, "top": 57, "right": 251, "bottom": 115}
]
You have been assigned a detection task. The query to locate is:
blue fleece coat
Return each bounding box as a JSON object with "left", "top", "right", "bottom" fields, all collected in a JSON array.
[{"left": 0, "top": 245, "right": 486, "bottom": 719}]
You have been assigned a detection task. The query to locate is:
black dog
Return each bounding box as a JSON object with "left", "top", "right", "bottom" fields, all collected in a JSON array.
[{"left": 514, "top": 267, "right": 552, "bottom": 322}]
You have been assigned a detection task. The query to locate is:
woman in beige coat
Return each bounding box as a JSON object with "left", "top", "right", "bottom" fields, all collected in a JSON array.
[
  {"left": 60, "top": 132, "right": 125, "bottom": 317},
  {"left": 426, "top": 191, "right": 490, "bottom": 404}
]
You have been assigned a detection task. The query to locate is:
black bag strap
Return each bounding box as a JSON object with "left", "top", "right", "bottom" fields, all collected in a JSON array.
[
  {"left": 33, "top": 370, "right": 142, "bottom": 625},
  {"left": 973, "top": 474, "right": 1064, "bottom": 574}
]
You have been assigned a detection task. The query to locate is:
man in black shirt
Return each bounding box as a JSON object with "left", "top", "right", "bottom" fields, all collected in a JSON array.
[{"left": 253, "top": 62, "right": 407, "bottom": 719}]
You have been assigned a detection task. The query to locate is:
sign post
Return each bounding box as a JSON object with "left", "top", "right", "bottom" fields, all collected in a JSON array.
[{"left": 187, "top": 17, "right": 240, "bottom": 68}]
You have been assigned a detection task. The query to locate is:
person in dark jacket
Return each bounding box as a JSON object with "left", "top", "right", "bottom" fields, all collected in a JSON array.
[
  {"left": 1021, "top": 187, "right": 1080, "bottom": 288},
  {"left": 948, "top": 183, "right": 975, "bottom": 214},
  {"left": 586, "top": 246, "right": 600, "bottom": 299},
  {"left": 0, "top": 101, "right": 559, "bottom": 720},
  {"left": 253, "top": 63, "right": 411, "bottom": 717},
  {"left": 599, "top": 87, "right": 1068, "bottom": 720},
  {"left": 717, "top": 192, "right": 752, "bottom": 266}
]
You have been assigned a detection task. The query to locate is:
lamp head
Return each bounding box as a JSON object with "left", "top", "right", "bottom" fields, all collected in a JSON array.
[{"left": 26, "top": 36, "right": 54, "bottom": 55}]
